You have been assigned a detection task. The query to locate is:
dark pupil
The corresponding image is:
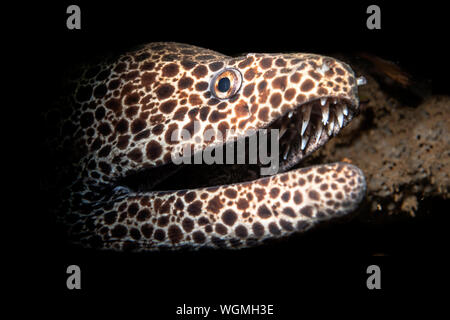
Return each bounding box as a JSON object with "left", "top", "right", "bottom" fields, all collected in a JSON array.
[{"left": 217, "top": 77, "right": 231, "bottom": 93}]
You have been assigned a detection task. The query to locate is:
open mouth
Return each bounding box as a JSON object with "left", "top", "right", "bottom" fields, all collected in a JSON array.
[
  {"left": 271, "top": 96, "right": 356, "bottom": 172},
  {"left": 116, "top": 96, "right": 358, "bottom": 194}
]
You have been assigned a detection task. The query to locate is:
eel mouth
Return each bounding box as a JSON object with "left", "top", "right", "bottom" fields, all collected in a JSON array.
[
  {"left": 117, "top": 96, "right": 358, "bottom": 193},
  {"left": 269, "top": 96, "right": 357, "bottom": 172}
]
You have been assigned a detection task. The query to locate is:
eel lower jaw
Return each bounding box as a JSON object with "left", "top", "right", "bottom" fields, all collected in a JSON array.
[{"left": 268, "top": 96, "right": 359, "bottom": 172}]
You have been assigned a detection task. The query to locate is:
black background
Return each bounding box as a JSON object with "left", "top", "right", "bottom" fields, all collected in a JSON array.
[{"left": 38, "top": 1, "right": 449, "bottom": 317}]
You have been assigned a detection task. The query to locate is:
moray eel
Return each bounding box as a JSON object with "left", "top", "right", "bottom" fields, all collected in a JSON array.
[{"left": 46, "top": 42, "right": 367, "bottom": 251}]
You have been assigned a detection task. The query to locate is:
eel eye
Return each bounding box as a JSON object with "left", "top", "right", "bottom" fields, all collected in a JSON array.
[{"left": 211, "top": 68, "right": 242, "bottom": 99}]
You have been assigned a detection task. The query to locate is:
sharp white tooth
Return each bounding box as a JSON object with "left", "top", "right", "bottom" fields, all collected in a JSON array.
[
  {"left": 288, "top": 111, "right": 293, "bottom": 119},
  {"left": 301, "top": 104, "right": 311, "bottom": 135},
  {"left": 283, "top": 144, "right": 291, "bottom": 160},
  {"left": 356, "top": 76, "right": 367, "bottom": 86},
  {"left": 336, "top": 107, "right": 344, "bottom": 128},
  {"left": 333, "top": 98, "right": 337, "bottom": 104},
  {"left": 320, "top": 98, "right": 327, "bottom": 106},
  {"left": 321, "top": 104, "right": 329, "bottom": 125},
  {"left": 315, "top": 121, "right": 323, "bottom": 143},
  {"left": 327, "top": 115, "right": 335, "bottom": 136},
  {"left": 301, "top": 135, "right": 309, "bottom": 150},
  {"left": 280, "top": 126, "right": 287, "bottom": 138},
  {"left": 342, "top": 104, "right": 348, "bottom": 116}
]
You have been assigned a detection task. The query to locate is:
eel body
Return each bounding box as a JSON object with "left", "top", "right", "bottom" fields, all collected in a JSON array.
[{"left": 46, "top": 42, "right": 366, "bottom": 251}]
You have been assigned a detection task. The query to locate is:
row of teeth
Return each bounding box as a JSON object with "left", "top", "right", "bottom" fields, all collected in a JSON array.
[{"left": 279, "top": 98, "right": 350, "bottom": 160}]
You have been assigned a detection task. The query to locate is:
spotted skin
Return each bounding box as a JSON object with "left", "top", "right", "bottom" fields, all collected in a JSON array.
[{"left": 47, "top": 42, "right": 366, "bottom": 251}]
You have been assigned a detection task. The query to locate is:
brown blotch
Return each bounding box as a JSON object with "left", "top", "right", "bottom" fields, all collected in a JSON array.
[
  {"left": 290, "top": 72, "right": 301, "bottom": 83},
  {"left": 103, "top": 211, "right": 117, "bottom": 225},
  {"left": 281, "top": 191, "right": 290, "bottom": 202},
  {"left": 269, "top": 93, "right": 282, "bottom": 108},
  {"left": 335, "top": 67, "right": 345, "bottom": 75},
  {"left": 209, "top": 110, "right": 227, "bottom": 123},
  {"left": 309, "top": 190, "right": 320, "bottom": 201},
  {"left": 178, "top": 76, "right": 194, "bottom": 89},
  {"left": 263, "top": 69, "right": 276, "bottom": 79},
  {"left": 300, "top": 79, "right": 315, "bottom": 92},
  {"left": 258, "top": 80, "right": 268, "bottom": 92},
  {"left": 308, "top": 70, "right": 322, "bottom": 81},
  {"left": 164, "top": 123, "right": 179, "bottom": 145},
  {"left": 157, "top": 215, "right": 170, "bottom": 227},
  {"left": 174, "top": 198, "right": 184, "bottom": 210},
  {"left": 111, "top": 224, "right": 127, "bottom": 238},
  {"left": 195, "top": 81, "right": 209, "bottom": 91},
  {"left": 141, "top": 72, "right": 158, "bottom": 88},
  {"left": 254, "top": 187, "right": 266, "bottom": 201},
  {"left": 215, "top": 223, "right": 228, "bottom": 235},
  {"left": 268, "top": 222, "right": 281, "bottom": 236},
  {"left": 280, "top": 219, "right": 294, "bottom": 231},
  {"left": 153, "top": 229, "right": 166, "bottom": 241},
  {"left": 146, "top": 140, "right": 162, "bottom": 160},
  {"left": 192, "top": 65, "right": 208, "bottom": 79},
  {"left": 252, "top": 222, "right": 265, "bottom": 237},
  {"left": 206, "top": 195, "right": 223, "bottom": 214},
  {"left": 296, "top": 221, "right": 310, "bottom": 232},
  {"left": 162, "top": 63, "right": 179, "bottom": 77},
  {"left": 224, "top": 188, "right": 237, "bottom": 199},
  {"left": 235, "top": 225, "right": 248, "bottom": 238},
  {"left": 258, "top": 107, "right": 270, "bottom": 122},
  {"left": 181, "top": 60, "right": 197, "bottom": 70},
  {"left": 168, "top": 225, "right": 183, "bottom": 243},
  {"left": 235, "top": 102, "right": 249, "bottom": 117},
  {"left": 270, "top": 187, "right": 280, "bottom": 199},
  {"left": 182, "top": 218, "right": 194, "bottom": 233},
  {"left": 260, "top": 58, "right": 272, "bottom": 69},
  {"left": 218, "top": 121, "right": 229, "bottom": 138},
  {"left": 296, "top": 94, "right": 306, "bottom": 103},
  {"left": 272, "top": 76, "right": 287, "bottom": 90},
  {"left": 243, "top": 83, "right": 255, "bottom": 97},
  {"left": 160, "top": 100, "right": 177, "bottom": 114},
  {"left": 257, "top": 204, "right": 272, "bottom": 219},
  {"left": 318, "top": 87, "right": 328, "bottom": 95},
  {"left": 152, "top": 123, "right": 164, "bottom": 135},
  {"left": 184, "top": 192, "right": 196, "bottom": 203},
  {"left": 236, "top": 198, "right": 249, "bottom": 210},
  {"left": 222, "top": 209, "right": 238, "bottom": 226},
  {"left": 238, "top": 56, "right": 254, "bottom": 68},
  {"left": 155, "top": 84, "right": 175, "bottom": 100},
  {"left": 244, "top": 68, "right": 256, "bottom": 81},
  {"left": 141, "top": 224, "right": 154, "bottom": 238},
  {"left": 293, "top": 191, "right": 303, "bottom": 204},
  {"left": 187, "top": 200, "right": 202, "bottom": 216},
  {"left": 199, "top": 106, "right": 210, "bottom": 121},
  {"left": 300, "top": 205, "right": 313, "bottom": 217},
  {"left": 192, "top": 231, "right": 206, "bottom": 243},
  {"left": 189, "top": 94, "right": 203, "bottom": 106},
  {"left": 127, "top": 148, "right": 142, "bottom": 162},
  {"left": 284, "top": 88, "right": 296, "bottom": 101},
  {"left": 282, "top": 207, "right": 296, "bottom": 218},
  {"left": 136, "top": 208, "right": 151, "bottom": 222},
  {"left": 209, "top": 61, "right": 224, "bottom": 71}
]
